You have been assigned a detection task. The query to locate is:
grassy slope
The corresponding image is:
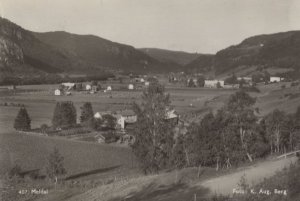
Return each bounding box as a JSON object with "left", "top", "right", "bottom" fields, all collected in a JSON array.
[{"left": 0, "top": 132, "right": 137, "bottom": 176}]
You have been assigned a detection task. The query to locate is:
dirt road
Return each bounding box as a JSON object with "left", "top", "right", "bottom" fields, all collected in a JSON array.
[{"left": 199, "top": 156, "right": 298, "bottom": 196}]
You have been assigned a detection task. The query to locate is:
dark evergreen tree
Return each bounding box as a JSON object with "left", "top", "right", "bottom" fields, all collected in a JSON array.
[
  {"left": 80, "top": 102, "right": 95, "bottom": 128},
  {"left": 52, "top": 101, "right": 77, "bottom": 129},
  {"left": 13, "top": 107, "right": 31, "bottom": 131},
  {"left": 102, "top": 114, "right": 116, "bottom": 130},
  {"left": 197, "top": 76, "right": 205, "bottom": 87}
]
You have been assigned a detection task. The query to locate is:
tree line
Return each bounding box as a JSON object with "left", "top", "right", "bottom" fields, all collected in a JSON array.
[
  {"left": 131, "top": 83, "right": 300, "bottom": 174},
  {"left": 14, "top": 101, "right": 117, "bottom": 132}
]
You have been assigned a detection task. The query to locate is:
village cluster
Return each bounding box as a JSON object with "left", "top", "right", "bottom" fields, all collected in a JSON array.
[
  {"left": 168, "top": 71, "right": 285, "bottom": 88},
  {"left": 53, "top": 75, "right": 150, "bottom": 96}
]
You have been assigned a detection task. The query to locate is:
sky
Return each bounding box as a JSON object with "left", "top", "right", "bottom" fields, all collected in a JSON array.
[{"left": 1, "top": 0, "right": 300, "bottom": 53}]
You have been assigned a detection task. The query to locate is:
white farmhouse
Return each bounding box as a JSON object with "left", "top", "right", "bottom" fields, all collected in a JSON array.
[
  {"left": 270, "top": 77, "right": 282, "bottom": 83},
  {"left": 145, "top": 81, "right": 150, "bottom": 86},
  {"left": 107, "top": 86, "right": 112, "bottom": 91},
  {"left": 114, "top": 110, "right": 137, "bottom": 129},
  {"left": 204, "top": 80, "right": 224, "bottom": 88},
  {"left": 128, "top": 84, "right": 134, "bottom": 90},
  {"left": 85, "top": 84, "right": 92, "bottom": 90},
  {"left": 54, "top": 89, "right": 61, "bottom": 96}
]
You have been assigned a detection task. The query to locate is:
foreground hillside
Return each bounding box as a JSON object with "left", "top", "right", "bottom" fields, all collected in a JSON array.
[{"left": 33, "top": 156, "right": 297, "bottom": 201}]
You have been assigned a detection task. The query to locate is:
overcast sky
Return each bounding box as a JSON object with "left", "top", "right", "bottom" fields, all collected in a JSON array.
[{"left": 1, "top": 0, "right": 300, "bottom": 53}]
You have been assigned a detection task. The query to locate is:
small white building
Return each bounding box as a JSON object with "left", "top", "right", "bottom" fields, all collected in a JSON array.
[
  {"left": 107, "top": 86, "right": 112, "bottom": 91},
  {"left": 85, "top": 84, "right": 92, "bottom": 91},
  {"left": 204, "top": 80, "right": 225, "bottom": 88},
  {"left": 140, "top": 78, "right": 145, "bottom": 83},
  {"left": 145, "top": 81, "right": 150, "bottom": 86},
  {"left": 128, "top": 84, "right": 134, "bottom": 90},
  {"left": 270, "top": 77, "right": 282, "bottom": 83},
  {"left": 62, "top": 82, "right": 75, "bottom": 90},
  {"left": 54, "top": 89, "right": 61, "bottom": 96}
]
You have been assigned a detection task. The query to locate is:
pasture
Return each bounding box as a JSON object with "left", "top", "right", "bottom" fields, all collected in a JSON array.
[
  {"left": 1, "top": 82, "right": 300, "bottom": 183},
  {"left": 0, "top": 84, "right": 236, "bottom": 132},
  {"left": 0, "top": 132, "right": 138, "bottom": 178}
]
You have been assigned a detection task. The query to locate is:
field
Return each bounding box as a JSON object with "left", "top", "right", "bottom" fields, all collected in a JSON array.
[
  {"left": 0, "top": 132, "right": 138, "bottom": 178},
  {"left": 1, "top": 82, "right": 300, "bottom": 201},
  {"left": 0, "top": 84, "right": 238, "bottom": 132}
]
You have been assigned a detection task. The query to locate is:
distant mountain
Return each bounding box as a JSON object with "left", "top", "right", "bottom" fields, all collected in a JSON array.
[
  {"left": 184, "top": 54, "right": 214, "bottom": 73},
  {"left": 0, "top": 17, "right": 181, "bottom": 84},
  {"left": 33, "top": 31, "right": 179, "bottom": 73},
  {"left": 185, "top": 31, "right": 300, "bottom": 78},
  {"left": 139, "top": 48, "right": 199, "bottom": 66},
  {"left": 214, "top": 31, "right": 300, "bottom": 75}
]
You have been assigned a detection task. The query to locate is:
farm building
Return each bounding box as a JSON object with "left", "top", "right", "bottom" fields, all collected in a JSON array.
[
  {"left": 85, "top": 84, "right": 92, "bottom": 90},
  {"left": 145, "top": 81, "right": 150, "bottom": 86},
  {"left": 237, "top": 77, "right": 252, "bottom": 82},
  {"left": 140, "top": 78, "right": 145, "bottom": 82},
  {"left": 107, "top": 86, "right": 112, "bottom": 91},
  {"left": 128, "top": 84, "right": 134, "bottom": 90},
  {"left": 204, "top": 80, "right": 225, "bottom": 88},
  {"left": 165, "top": 109, "right": 179, "bottom": 125},
  {"left": 114, "top": 110, "right": 137, "bottom": 129},
  {"left": 8, "top": 85, "right": 16, "bottom": 90},
  {"left": 62, "top": 82, "right": 75, "bottom": 90},
  {"left": 91, "top": 85, "right": 98, "bottom": 92},
  {"left": 94, "top": 111, "right": 112, "bottom": 119},
  {"left": 54, "top": 89, "right": 62, "bottom": 96},
  {"left": 270, "top": 77, "right": 282, "bottom": 83}
]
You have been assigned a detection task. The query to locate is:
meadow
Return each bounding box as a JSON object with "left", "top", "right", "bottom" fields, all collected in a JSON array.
[
  {"left": 0, "top": 131, "right": 138, "bottom": 177},
  {"left": 1, "top": 82, "right": 300, "bottom": 182}
]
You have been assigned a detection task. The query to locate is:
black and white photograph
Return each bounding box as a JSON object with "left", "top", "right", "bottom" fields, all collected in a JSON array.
[{"left": 1, "top": 0, "right": 300, "bottom": 200}]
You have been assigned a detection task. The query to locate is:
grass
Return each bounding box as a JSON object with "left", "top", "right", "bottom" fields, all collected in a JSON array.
[{"left": 0, "top": 132, "right": 138, "bottom": 178}]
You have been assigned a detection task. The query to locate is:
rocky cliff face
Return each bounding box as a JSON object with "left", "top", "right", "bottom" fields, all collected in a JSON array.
[
  {"left": 0, "top": 18, "right": 24, "bottom": 67},
  {"left": 0, "top": 37, "right": 24, "bottom": 66}
]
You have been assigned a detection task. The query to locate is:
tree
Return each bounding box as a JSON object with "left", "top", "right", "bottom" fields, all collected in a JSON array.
[
  {"left": 52, "top": 101, "right": 77, "bottom": 129},
  {"left": 188, "top": 78, "right": 195, "bottom": 87},
  {"left": 14, "top": 107, "right": 31, "bottom": 131},
  {"left": 80, "top": 102, "right": 95, "bottom": 128},
  {"left": 102, "top": 114, "right": 117, "bottom": 130},
  {"left": 265, "top": 109, "right": 287, "bottom": 153},
  {"left": 171, "top": 135, "right": 186, "bottom": 169},
  {"left": 46, "top": 147, "right": 66, "bottom": 182},
  {"left": 131, "top": 82, "right": 174, "bottom": 174},
  {"left": 226, "top": 90, "right": 257, "bottom": 162},
  {"left": 225, "top": 73, "right": 238, "bottom": 85},
  {"left": 197, "top": 76, "right": 205, "bottom": 87}
]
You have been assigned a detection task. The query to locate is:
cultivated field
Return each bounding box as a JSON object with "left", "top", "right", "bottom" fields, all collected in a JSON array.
[{"left": 0, "top": 132, "right": 138, "bottom": 177}]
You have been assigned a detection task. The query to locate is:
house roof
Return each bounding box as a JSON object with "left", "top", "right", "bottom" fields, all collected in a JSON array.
[{"left": 118, "top": 109, "right": 136, "bottom": 116}]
